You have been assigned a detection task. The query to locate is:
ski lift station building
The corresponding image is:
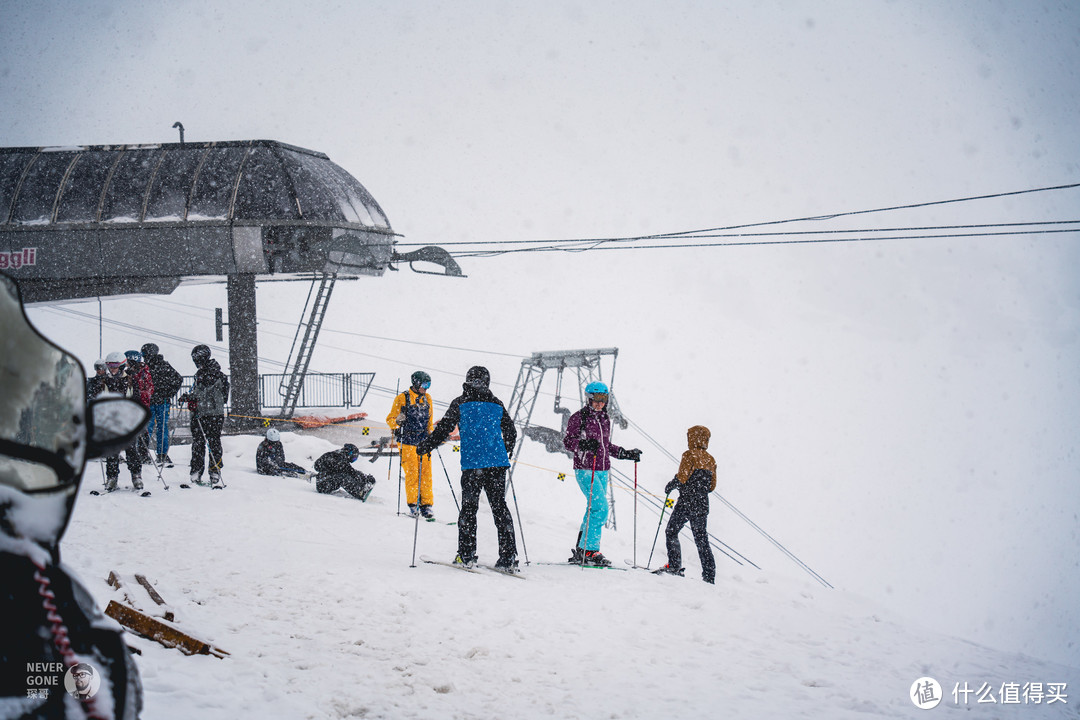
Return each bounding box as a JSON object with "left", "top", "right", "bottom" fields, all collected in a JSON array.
[{"left": 0, "top": 138, "right": 462, "bottom": 424}]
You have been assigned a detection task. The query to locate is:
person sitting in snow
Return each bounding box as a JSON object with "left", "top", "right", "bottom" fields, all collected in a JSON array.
[
  {"left": 256, "top": 428, "right": 308, "bottom": 478},
  {"left": 312, "top": 444, "right": 376, "bottom": 501},
  {"left": 658, "top": 425, "right": 717, "bottom": 584}
]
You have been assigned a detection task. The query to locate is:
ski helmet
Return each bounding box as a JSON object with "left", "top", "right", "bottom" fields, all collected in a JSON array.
[
  {"left": 93, "top": 359, "right": 106, "bottom": 372},
  {"left": 125, "top": 350, "right": 143, "bottom": 364},
  {"left": 411, "top": 370, "right": 432, "bottom": 389},
  {"left": 465, "top": 366, "right": 490, "bottom": 389},
  {"left": 266, "top": 428, "right": 280, "bottom": 442},
  {"left": 105, "top": 351, "right": 126, "bottom": 372},
  {"left": 585, "top": 381, "right": 609, "bottom": 404},
  {"left": 191, "top": 344, "right": 212, "bottom": 367},
  {"left": 343, "top": 443, "right": 360, "bottom": 462},
  {"left": 140, "top": 343, "right": 159, "bottom": 359}
]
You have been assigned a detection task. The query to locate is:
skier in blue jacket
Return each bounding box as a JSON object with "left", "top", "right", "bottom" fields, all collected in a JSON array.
[{"left": 416, "top": 366, "right": 519, "bottom": 572}]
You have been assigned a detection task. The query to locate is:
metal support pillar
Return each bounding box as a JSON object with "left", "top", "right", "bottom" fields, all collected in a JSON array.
[{"left": 227, "top": 273, "right": 260, "bottom": 430}]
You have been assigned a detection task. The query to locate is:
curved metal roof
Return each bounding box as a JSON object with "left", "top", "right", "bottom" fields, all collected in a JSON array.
[
  {"left": 0, "top": 140, "right": 408, "bottom": 302},
  {"left": 0, "top": 139, "right": 391, "bottom": 229}
]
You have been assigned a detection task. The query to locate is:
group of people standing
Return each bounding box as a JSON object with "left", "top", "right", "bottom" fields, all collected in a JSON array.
[
  {"left": 85, "top": 343, "right": 230, "bottom": 490},
  {"left": 375, "top": 366, "right": 718, "bottom": 582},
  {"left": 87, "top": 345, "right": 717, "bottom": 582}
]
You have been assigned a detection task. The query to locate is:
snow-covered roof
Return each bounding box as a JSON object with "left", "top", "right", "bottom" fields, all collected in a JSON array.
[
  {"left": 0, "top": 140, "right": 398, "bottom": 302},
  {"left": 0, "top": 140, "right": 390, "bottom": 228}
]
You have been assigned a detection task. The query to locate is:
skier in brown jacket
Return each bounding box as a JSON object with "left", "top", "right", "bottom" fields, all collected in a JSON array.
[{"left": 659, "top": 425, "right": 717, "bottom": 583}]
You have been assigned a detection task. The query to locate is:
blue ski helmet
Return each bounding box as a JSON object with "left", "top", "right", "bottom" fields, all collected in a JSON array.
[
  {"left": 585, "top": 382, "right": 609, "bottom": 395},
  {"left": 343, "top": 443, "right": 360, "bottom": 462}
]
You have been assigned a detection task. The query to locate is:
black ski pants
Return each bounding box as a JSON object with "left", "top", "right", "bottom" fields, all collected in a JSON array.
[
  {"left": 190, "top": 414, "right": 224, "bottom": 476},
  {"left": 458, "top": 466, "right": 516, "bottom": 565},
  {"left": 316, "top": 468, "right": 374, "bottom": 500},
  {"left": 105, "top": 434, "right": 144, "bottom": 480},
  {"left": 665, "top": 497, "right": 715, "bottom": 584}
]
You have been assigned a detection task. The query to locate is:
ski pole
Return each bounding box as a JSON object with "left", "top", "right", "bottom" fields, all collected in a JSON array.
[
  {"left": 506, "top": 471, "right": 530, "bottom": 566},
  {"left": 151, "top": 451, "right": 169, "bottom": 490},
  {"left": 633, "top": 460, "right": 638, "bottom": 568},
  {"left": 435, "top": 446, "right": 460, "bottom": 512},
  {"left": 581, "top": 454, "right": 597, "bottom": 568},
  {"left": 196, "top": 415, "right": 226, "bottom": 488},
  {"left": 395, "top": 444, "right": 405, "bottom": 515},
  {"left": 150, "top": 406, "right": 170, "bottom": 490},
  {"left": 410, "top": 451, "right": 423, "bottom": 568},
  {"left": 646, "top": 491, "right": 672, "bottom": 570},
  {"left": 392, "top": 380, "right": 402, "bottom": 515}
]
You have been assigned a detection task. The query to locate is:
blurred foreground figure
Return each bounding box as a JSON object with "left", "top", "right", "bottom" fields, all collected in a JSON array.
[{"left": 0, "top": 271, "right": 149, "bottom": 719}]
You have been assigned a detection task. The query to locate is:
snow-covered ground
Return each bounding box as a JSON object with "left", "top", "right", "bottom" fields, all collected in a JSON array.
[{"left": 63, "top": 432, "right": 1079, "bottom": 719}]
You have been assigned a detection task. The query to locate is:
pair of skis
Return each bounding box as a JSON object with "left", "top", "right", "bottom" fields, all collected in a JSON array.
[
  {"left": 400, "top": 512, "right": 455, "bottom": 526},
  {"left": 90, "top": 487, "right": 151, "bottom": 497},
  {"left": 419, "top": 556, "right": 525, "bottom": 579},
  {"left": 534, "top": 561, "right": 628, "bottom": 572}
]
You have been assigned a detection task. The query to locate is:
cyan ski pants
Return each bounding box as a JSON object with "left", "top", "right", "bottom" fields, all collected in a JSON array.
[{"left": 575, "top": 468, "right": 609, "bottom": 551}]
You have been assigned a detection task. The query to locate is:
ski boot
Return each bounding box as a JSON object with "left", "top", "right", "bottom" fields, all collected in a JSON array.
[
  {"left": 568, "top": 547, "right": 584, "bottom": 563},
  {"left": 494, "top": 555, "right": 520, "bottom": 574},
  {"left": 654, "top": 564, "right": 685, "bottom": 576},
  {"left": 406, "top": 504, "right": 420, "bottom": 518},
  {"left": 209, "top": 471, "right": 223, "bottom": 487},
  {"left": 190, "top": 471, "right": 206, "bottom": 486},
  {"left": 420, "top": 505, "right": 435, "bottom": 520},
  {"left": 131, "top": 474, "right": 144, "bottom": 491},
  {"left": 104, "top": 475, "right": 119, "bottom": 493},
  {"left": 582, "top": 550, "right": 612, "bottom": 567},
  {"left": 453, "top": 554, "right": 477, "bottom": 569}
]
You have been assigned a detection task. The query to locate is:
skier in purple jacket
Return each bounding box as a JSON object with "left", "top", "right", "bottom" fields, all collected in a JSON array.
[{"left": 562, "top": 382, "right": 642, "bottom": 566}]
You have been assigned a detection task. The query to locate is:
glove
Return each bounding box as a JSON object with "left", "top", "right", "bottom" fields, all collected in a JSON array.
[
  {"left": 664, "top": 478, "right": 679, "bottom": 495},
  {"left": 620, "top": 448, "right": 642, "bottom": 462},
  {"left": 393, "top": 428, "right": 401, "bottom": 441},
  {"left": 415, "top": 441, "right": 432, "bottom": 457},
  {"left": 578, "top": 438, "right": 600, "bottom": 452}
]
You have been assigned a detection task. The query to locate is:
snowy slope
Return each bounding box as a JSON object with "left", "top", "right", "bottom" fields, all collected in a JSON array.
[{"left": 62, "top": 433, "right": 1078, "bottom": 720}]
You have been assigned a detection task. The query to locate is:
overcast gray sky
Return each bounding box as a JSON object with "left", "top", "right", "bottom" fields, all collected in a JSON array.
[{"left": 4, "top": 1, "right": 1080, "bottom": 667}]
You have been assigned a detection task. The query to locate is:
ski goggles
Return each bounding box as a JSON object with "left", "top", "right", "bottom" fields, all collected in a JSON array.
[{"left": 588, "top": 393, "right": 609, "bottom": 404}]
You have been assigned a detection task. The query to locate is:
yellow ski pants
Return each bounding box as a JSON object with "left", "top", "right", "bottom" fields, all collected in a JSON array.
[{"left": 400, "top": 445, "right": 434, "bottom": 506}]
